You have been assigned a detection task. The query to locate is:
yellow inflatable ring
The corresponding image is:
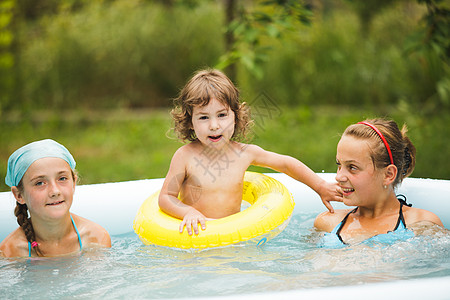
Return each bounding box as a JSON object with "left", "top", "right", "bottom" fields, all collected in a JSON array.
[{"left": 133, "top": 172, "right": 295, "bottom": 249}]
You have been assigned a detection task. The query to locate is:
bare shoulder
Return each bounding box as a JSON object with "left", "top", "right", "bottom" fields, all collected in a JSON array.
[
  {"left": 173, "top": 143, "right": 196, "bottom": 158},
  {"left": 72, "top": 214, "right": 111, "bottom": 248},
  {"left": 242, "top": 143, "right": 263, "bottom": 154},
  {"left": 242, "top": 143, "right": 272, "bottom": 161},
  {"left": 0, "top": 228, "right": 29, "bottom": 258},
  {"left": 171, "top": 142, "right": 205, "bottom": 165},
  {"left": 403, "top": 206, "right": 444, "bottom": 227},
  {"left": 314, "top": 209, "right": 350, "bottom": 232}
]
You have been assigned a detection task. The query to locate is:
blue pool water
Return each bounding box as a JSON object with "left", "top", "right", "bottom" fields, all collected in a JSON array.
[{"left": 1, "top": 212, "right": 449, "bottom": 299}]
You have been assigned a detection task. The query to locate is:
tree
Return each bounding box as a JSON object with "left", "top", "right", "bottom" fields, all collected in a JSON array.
[
  {"left": 217, "top": 0, "right": 312, "bottom": 81},
  {"left": 0, "top": 0, "right": 15, "bottom": 113},
  {"left": 408, "top": 0, "right": 449, "bottom": 107}
]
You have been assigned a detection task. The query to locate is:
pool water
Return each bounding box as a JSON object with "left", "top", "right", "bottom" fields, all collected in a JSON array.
[{"left": 1, "top": 212, "right": 449, "bottom": 299}]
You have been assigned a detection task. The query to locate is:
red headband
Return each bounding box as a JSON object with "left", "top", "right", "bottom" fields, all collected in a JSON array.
[{"left": 357, "top": 121, "right": 394, "bottom": 165}]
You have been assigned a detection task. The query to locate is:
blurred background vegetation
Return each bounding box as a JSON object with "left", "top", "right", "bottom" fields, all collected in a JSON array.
[{"left": 0, "top": 0, "right": 448, "bottom": 192}]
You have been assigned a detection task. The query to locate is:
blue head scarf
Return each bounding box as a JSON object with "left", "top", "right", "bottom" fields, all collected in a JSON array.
[{"left": 5, "top": 139, "right": 76, "bottom": 187}]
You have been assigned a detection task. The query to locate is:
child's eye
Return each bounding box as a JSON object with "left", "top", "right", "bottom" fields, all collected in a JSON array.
[
  {"left": 59, "top": 176, "right": 68, "bottom": 181},
  {"left": 35, "top": 181, "right": 44, "bottom": 186},
  {"left": 199, "top": 116, "right": 208, "bottom": 120},
  {"left": 335, "top": 161, "right": 341, "bottom": 170},
  {"left": 218, "top": 113, "right": 227, "bottom": 118},
  {"left": 349, "top": 165, "right": 358, "bottom": 171}
]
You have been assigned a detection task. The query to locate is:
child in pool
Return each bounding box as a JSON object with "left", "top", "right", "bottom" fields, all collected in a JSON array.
[
  {"left": 159, "top": 69, "right": 343, "bottom": 235},
  {"left": 314, "top": 119, "right": 443, "bottom": 248},
  {"left": 0, "top": 139, "right": 111, "bottom": 258}
]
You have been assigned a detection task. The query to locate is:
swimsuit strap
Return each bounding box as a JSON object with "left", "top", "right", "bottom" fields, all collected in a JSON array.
[
  {"left": 71, "top": 214, "right": 83, "bottom": 250},
  {"left": 328, "top": 196, "right": 413, "bottom": 247},
  {"left": 392, "top": 195, "right": 411, "bottom": 231},
  {"left": 28, "top": 215, "right": 82, "bottom": 257},
  {"left": 396, "top": 194, "right": 412, "bottom": 207},
  {"left": 336, "top": 207, "right": 358, "bottom": 245}
]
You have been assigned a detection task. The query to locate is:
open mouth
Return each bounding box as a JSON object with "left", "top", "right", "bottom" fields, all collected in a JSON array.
[
  {"left": 46, "top": 200, "right": 64, "bottom": 206},
  {"left": 341, "top": 187, "right": 355, "bottom": 196},
  {"left": 208, "top": 135, "right": 222, "bottom": 142}
]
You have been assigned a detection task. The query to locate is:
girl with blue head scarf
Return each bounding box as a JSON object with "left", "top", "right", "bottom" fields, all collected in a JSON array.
[{"left": 0, "top": 139, "right": 111, "bottom": 258}]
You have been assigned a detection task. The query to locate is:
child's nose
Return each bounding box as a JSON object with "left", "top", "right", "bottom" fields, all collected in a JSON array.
[
  {"left": 48, "top": 181, "right": 61, "bottom": 197},
  {"left": 335, "top": 168, "right": 346, "bottom": 183},
  {"left": 209, "top": 118, "right": 219, "bottom": 130}
]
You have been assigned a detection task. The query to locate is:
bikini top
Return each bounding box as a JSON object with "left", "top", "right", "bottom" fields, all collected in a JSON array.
[
  {"left": 319, "top": 196, "right": 415, "bottom": 249},
  {"left": 28, "top": 215, "right": 83, "bottom": 257}
]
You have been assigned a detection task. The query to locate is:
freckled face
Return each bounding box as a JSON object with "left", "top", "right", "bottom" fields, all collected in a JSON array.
[
  {"left": 191, "top": 97, "right": 235, "bottom": 148},
  {"left": 335, "top": 135, "right": 384, "bottom": 207},
  {"left": 17, "top": 157, "right": 76, "bottom": 221}
]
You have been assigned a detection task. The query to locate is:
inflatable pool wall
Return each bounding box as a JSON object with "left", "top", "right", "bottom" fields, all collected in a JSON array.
[
  {"left": 1, "top": 173, "right": 449, "bottom": 300},
  {"left": 0, "top": 173, "right": 449, "bottom": 242}
]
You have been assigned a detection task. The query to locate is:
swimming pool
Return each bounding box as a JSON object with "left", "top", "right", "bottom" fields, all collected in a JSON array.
[{"left": 1, "top": 173, "right": 449, "bottom": 299}]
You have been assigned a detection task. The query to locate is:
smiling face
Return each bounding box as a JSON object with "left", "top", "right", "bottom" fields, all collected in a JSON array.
[
  {"left": 191, "top": 97, "right": 236, "bottom": 148},
  {"left": 335, "top": 135, "right": 386, "bottom": 207},
  {"left": 14, "top": 157, "right": 76, "bottom": 221}
]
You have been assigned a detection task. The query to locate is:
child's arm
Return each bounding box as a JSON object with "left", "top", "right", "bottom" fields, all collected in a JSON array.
[
  {"left": 158, "top": 147, "right": 207, "bottom": 235},
  {"left": 248, "top": 145, "right": 343, "bottom": 212},
  {"left": 0, "top": 229, "right": 29, "bottom": 257}
]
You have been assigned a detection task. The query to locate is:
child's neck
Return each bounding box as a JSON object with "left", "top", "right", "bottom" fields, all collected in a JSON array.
[{"left": 32, "top": 214, "right": 73, "bottom": 242}]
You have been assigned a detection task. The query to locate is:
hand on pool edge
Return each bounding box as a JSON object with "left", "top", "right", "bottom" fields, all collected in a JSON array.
[{"left": 180, "top": 208, "right": 207, "bottom": 235}]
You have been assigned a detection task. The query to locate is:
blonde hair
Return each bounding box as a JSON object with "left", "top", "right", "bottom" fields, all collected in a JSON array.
[
  {"left": 343, "top": 118, "right": 416, "bottom": 189},
  {"left": 171, "top": 69, "right": 252, "bottom": 142}
]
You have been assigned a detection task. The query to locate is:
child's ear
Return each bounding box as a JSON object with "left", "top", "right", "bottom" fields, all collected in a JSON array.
[
  {"left": 73, "top": 174, "right": 78, "bottom": 189},
  {"left": 11, "top": 186, "right": 25, "bottom": 204},
  {"left": 383, "top": 164, "right": 398, "bottom": 187}
]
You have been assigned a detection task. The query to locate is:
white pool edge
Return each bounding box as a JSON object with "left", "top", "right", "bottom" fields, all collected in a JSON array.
[
  {"left": 193, "top": 275, "right": 450, "bottom": 300},
  {"left": 1, "top": 173, "right": 449, "bottom": 299}
]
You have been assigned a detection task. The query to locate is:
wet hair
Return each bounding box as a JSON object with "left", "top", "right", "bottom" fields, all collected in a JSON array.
[
  {"left": 14, "top": 169, "right": 78, "bottom": 257},
  {"left": 171, "top": 69, "right": 252, "bottom": 142},
  {"left": 343, "top": 118, "right": 416, "bottom": 189}
]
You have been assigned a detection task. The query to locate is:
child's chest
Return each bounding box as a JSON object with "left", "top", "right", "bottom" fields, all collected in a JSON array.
[
  {"left": 186, "top": 145, "right": 250, "bottom": 185},
  {"left": 341, "top": 213, "right": 401, "bottom": 242}
]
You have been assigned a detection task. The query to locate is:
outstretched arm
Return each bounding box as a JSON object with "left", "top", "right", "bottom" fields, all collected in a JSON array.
[
  {"left": 249, "top": 145, "right": 343, "bottom": 212},
  {"left": 158, "top": 147, "right": 206, "bottom": 235}
]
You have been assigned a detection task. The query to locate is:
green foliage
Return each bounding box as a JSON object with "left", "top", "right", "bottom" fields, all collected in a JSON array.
[
  {"left": 406, "top": 0, "right": 450, "bottom": 107},
  {"left": 12, "top": 0, "right": 223, "bottom": 110},
  {"left": 1, "top": 105, "right": 448, "bottom": 192},
  {"left": 0, "top": 0, "right": 15, "bottom": 114},
  {"left": 216, "top": 0, "right": 312, "bottom": 79},
  {"left": 344, "top": 0, "right": 400, "bottom": 34},
  {"left": 239, "top": 2, "right": 448, "bottom": 109},
  {"left": 414, "top": 0, "right": 449, "bottom": 63},
  {"left": 2, "top": 0, "right": 448, "bottom": 111}
]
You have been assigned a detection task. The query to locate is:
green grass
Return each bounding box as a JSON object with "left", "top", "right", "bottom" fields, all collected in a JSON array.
[{"left": 1, "top": 105, "right": 449, "bottom": 192}]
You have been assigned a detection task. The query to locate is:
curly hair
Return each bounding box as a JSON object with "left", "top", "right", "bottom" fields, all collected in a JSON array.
[
  {"left": 343, "top": 118, "right": 416, "bottom": 189},
  {"left": 171, "top": 69, "right": 252, "bottom": 142}
]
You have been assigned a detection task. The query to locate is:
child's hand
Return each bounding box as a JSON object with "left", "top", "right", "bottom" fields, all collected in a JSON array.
[
  {"left": 318, "top": 181, "right": 343, "bottom": 213},
  {"left": 180, "top": 208, "right": 207, "bottom": 235}
]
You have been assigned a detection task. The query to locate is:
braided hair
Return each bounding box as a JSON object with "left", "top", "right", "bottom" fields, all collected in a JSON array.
[{"left": 14, "top": 181, "right": 43, "bottom": 256}]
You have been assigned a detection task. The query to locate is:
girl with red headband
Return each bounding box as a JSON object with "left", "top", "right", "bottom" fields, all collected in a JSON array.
[{"left": 314, "top": 119, "right": 443, "bottom": 248}]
